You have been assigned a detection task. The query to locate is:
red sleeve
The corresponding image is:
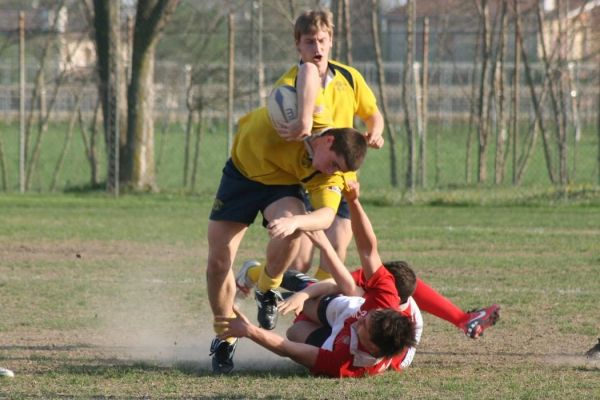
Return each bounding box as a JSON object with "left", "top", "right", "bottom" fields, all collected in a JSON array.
[
  {"left": 361, "top": 266, "right": 400, "bottom": 311},
  {"left": 351, "top": 268, "right": 363, "bottom": 285},
  {"left": 311, "top": 348, "right": 360, "bottom": 378}
]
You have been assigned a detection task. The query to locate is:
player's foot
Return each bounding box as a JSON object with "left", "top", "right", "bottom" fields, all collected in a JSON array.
[
  {"left": 585, "top": 338, "right": 600, "bottom": 359},
  {"left": 235, "top": 260, "right": 261, "bottom": 299},
  {"left": 255, "top": 289, "right": 283, "bottom": 330},
  {"left": 461, "top": 304, "right": 501, "bottom": 339},
  {"left": 209, "top": 337, "right": 237, "bottom": 374},
  {"left": 280, "top": 269, "right": 318, "bottom": 292}
]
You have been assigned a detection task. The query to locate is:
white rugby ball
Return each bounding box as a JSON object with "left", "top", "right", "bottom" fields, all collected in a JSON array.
[
  {"left": 267, "top": 85, "right": 298, "bottom": 126},
  {"left": 0, "top": 367, "right": 14, "bottom": 378}
]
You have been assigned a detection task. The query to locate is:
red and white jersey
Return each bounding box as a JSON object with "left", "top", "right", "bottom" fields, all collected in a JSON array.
[
  {"left": 394, "top": 296, "right": 423, "bottom": 369},
  {"left": 310, "top": 266, "right": 408, "bottom": 378},
  {"left": 322, "top": 295, "right": 423, "bottom": 371}
]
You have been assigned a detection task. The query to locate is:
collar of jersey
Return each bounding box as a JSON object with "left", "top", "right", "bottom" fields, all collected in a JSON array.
[{"left": 297, "top": 60, "right": 335, "bottom": 88}]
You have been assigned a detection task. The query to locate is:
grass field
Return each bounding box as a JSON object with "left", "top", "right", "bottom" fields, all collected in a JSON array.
[{"left": 1, "top": 191, "right": 599, "bottom": 399}]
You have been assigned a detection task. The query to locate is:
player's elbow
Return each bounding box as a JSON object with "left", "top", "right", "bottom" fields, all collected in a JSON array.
[{"left": 319, "top": 207, "right": 336, "bottom": 229}]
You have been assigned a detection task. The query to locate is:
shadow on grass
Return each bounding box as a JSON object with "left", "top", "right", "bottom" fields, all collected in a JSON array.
[
  {"left": 0, "top": 344, "right": 95, "bottom": 351},
  {"left": 55, "top": 358, "right": 308, "bottom": 378}
]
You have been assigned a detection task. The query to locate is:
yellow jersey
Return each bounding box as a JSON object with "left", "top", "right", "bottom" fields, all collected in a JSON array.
[
  {"left": 274, "top": 60, "right": 379, "bottom": 129},
  {"left": 231, "top": 107, "right": 352, "bottom": 211}
]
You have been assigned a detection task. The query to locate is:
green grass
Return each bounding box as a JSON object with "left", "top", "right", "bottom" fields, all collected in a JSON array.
[
  {"left": 1, "top": 192, "right": 599, "bottom": 398},
  {"left": 0, "top": 121, "right": 598, "bottom": 194}
]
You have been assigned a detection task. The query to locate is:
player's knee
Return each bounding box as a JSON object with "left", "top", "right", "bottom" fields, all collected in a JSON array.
[{"left": 207, "top": 253, "right": 233, "bottom": 275}]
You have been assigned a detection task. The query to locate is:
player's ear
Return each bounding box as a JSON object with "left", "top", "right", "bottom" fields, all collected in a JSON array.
[{"left": 324, "top": 134, "right": 335, "bottom": 147}]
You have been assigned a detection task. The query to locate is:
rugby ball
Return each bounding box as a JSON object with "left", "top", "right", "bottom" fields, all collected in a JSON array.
[
  {"left": 0, "top": 367, "right": 14, "bottom": 378},
  {"left": 267, "top": 85, "right": 298, "bottom": 126}
]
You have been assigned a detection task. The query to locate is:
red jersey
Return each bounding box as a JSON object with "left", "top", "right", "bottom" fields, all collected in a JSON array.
[{"left": 310, "top": 266, "right": 409, "bottom": 378}]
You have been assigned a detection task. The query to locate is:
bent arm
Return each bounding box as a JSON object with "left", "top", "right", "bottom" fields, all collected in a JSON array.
[
  {"left": 275, "top": 63, "right": 320, "bottom": 141},
  {"left": 304, "top": 230, "right": 360, "bottom": 296},
  {"left": 295, "top": 63, "right": 320, "bottom": 135},
  {"left": 268, "top": 206, "right": 336, "bottom": 239},
  {"left": 217, "top": 307, "right": 319, "bottom": 369},
  {"left": 363, "top": 110, "right": 385, "bottom": 149}
]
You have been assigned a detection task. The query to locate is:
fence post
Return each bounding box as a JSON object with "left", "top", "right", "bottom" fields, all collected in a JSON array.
[
  {"left": 19, "top": 11, "right": 25, "bottom": 193},
  {"left": 226, "top": 11, "right": 235, "bottom": 157}
]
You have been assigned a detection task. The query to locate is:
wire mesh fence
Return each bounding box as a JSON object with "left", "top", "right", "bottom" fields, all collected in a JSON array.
[{"left": 0, "top": 0, "right": 598, "bottom": 194}]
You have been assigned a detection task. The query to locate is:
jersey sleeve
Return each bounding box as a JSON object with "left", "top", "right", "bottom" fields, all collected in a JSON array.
[
  {"left": 361, "top": 267, "right": 400, "bottom": 310},
  {"left": 302, "top": 173, "right": 345, "bottom": 210},
  {"left": 352, "top": 68, "right": 379, "bottom": 121}
]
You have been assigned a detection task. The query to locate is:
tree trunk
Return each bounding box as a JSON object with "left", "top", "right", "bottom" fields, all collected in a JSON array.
[
  {"left": 511, "top": 0, "right": 521, "bottom": 185},
  {"left": 190, "top": 100, "right": 205, "bottom": 192},
  {"left": 77, "top": 97, "right": 101, "bottom": 187},
  {"left": 371, "top": 0, "right": 399, "bottom": 187},
  {"left": 418, "top": 18, "right": 429, "bottom": 188},
  {"left": 343, "top": 0, "right": 352, "bottom": 64},
  {"left": 0, "top": 131, "right": 6, "bottom": 191},
  {"left": 515, "top": 6, "right": 555, "bottom": 183},
  {"left": 93, "top": 0, "right": 127, "bottom": 193},
  {"left": 402, "top": 0, "right": 416, "bottom": 189},
  {"left": 536, "top": 1, "right": 566, "bottom": 185},
  {"left": 494, "top": 0, "right": 508, "bottom": 184},
  {"left": 476, "top": 0, "right": 491, "bottom": 183},
  {"left": 126, "top": 45, "right": 157, "bottom": 189},
  {"left": 466, "top": 15, "right": 482, "bottom": 184},
  {"left": 50, "top": 91, "right": 85, "bottom": 192},
  {"left": 124, "top": 0, "right": 180, "bottom": 190}
]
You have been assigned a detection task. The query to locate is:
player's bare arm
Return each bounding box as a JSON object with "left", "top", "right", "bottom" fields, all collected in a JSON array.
[
  {"left": 216, "top": 306, "right": 319, "bottom": 368},
  {"left": 304, "top": 229, "right": 359, "bottom": 296},
  {"left": 275, "top": 63, "right": 320, "bottom": 141},
  {"left": 267, "top": 206, "right": 336, "bottom": 239},
  {"left": 344, "top": 181, "right": 382, "bottom": 279},
  {"left": 279, "top": 279, "right": 337, "bottom": 316},
  {"left": 364, "top": 110, "right": 385, "bottom": 149}
]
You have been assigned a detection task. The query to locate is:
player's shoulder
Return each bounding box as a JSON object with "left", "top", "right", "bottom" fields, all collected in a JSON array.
[
  {"left": 329, "top": 60, "right": 364, "bottom": 79},
  {"left": 329, "top": 59, "right": 359, "bottom": 74},
  {"left": 274, "top": 64, "right": 300, "bottom": 87}
]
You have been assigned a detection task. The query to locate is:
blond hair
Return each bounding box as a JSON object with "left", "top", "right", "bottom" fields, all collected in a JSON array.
[{"left": 294, "top": 8, "right": 334, "bottom": 43}]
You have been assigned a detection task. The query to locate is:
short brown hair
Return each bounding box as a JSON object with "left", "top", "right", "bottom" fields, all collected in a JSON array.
[
  {"left": 370, "top": 309, "right": 416, "bottom": 358},
  {"left": 383, "top": 261, "right": 417, "bottom": 303},
  {"left": 322, "top": 128, "right": 367, "bottom": 171},
  {"left": 294, "top": 8, "right": 334, "bottom": 43}
]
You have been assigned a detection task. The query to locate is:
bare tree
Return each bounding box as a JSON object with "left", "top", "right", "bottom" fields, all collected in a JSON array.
[
  {"left": 50, "top": 84, "right": 87, "bottom": 191},
  {"left": 494, "top": 0, "right": 509, "bottom": 184},
  {"left": 124, "top": 0, "right": 180, "bottom": 190},
  {"left": 514, "top": 5, "right": 555, "bottom": 184},
  {"left": 466, "top": 11, "right": 482, "bottom": 184},
  {"left": 417, "top": 17, "right": 429, "bottom": 188},
  {"left": 343, "top": 0, "right": 352, "bottom": 64},
  {"left": 536, "top": 0, "right": 567, "bottom": 185},
  {"left": 90, "top": 0, "right": 127, "bottom": 193},
  {"left": 77, "top": 98, "right": 101, "bottom": 187},
  {"left": 402, "top": 0, "right": 416, "bottom": 189},
  {"left": 511, "top": 0, "right": 521, "bottom": 185},
  {"left": 476, "top": 0, "right": 492, "bottom": 183},
  {"left": 371, "top": 0, "right": 399, "bottom": 187}
]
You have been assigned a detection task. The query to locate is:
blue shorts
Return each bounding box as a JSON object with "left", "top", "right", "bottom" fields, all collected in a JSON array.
[
  {"left": 301, "top": 190, "right": 350, "bottom": 219},
  {"left": 209, "top": 159, "right": 304, "bottom": 226}
]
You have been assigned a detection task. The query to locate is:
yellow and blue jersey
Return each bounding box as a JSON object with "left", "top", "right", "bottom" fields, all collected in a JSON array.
[
  {"left": 274, "top": 60, "right": 379, "bottom": 129},
  {"left": 230, "top": 107, "right": 351, "bottom": 211}
]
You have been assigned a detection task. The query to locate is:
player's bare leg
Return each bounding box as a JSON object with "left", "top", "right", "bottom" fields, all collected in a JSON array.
[
  {"left": 206, "top": 220, "right": 247, "bottom": 373},
  {"left": 287, "top": 233, "right": 314, "bottom": 273},
  {"left": 255, "top": 197, "right": 305, "bottom": 329}
]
